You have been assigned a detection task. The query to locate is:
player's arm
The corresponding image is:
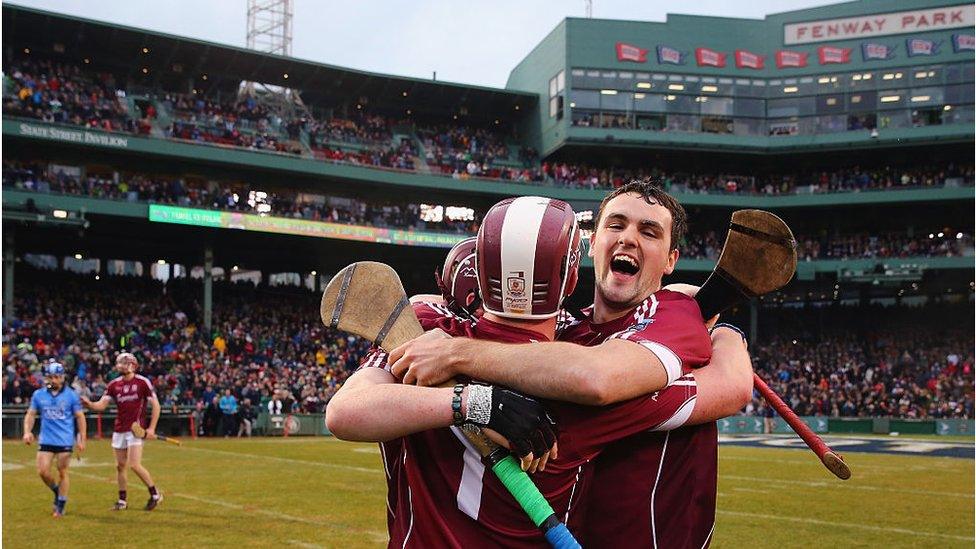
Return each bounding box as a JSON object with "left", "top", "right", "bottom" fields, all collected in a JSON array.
[
  {"left": 81, "top": 394, "right": 112, "bottom": 412},
  {"left": 22, "top": 407, "right": 37, "bottom": 445},
  {"left": 327, "top": 366, "right": 556, "bottom": 461},
  {"left": 391, "top": 334, "right": 669, "bottom": 406},
  {"left": 147, "top": 393, "right": 161, "bottom": 436},
  {"left": 75, "top": 410, "right": 87, "bottom": 452},
  {"left": 686, "top": 326, "right": 753, "bottom": 424},
  {"left": 326, "top": 367, "right": 464, "bottom": 441}
]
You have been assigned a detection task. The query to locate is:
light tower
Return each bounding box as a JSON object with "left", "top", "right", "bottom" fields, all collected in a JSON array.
[
  {"left": 242, "top": 0, "right": 308, "bottom": 130},
  {"left": 246, "top": 0, "right": 293, "bottom": 57}
]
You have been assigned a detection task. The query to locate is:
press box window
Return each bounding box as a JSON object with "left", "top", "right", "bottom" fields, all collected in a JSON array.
[{"left": 549, "top": 70, "right": 566, "bottom": 119}]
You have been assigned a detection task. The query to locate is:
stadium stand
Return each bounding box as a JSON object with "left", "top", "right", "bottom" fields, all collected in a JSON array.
[
  {"left": 1, "top": 3, "right": 973, "bottom": 435},
  {"left": 5, "top": 161, "right": 969, "bottom": 259}
]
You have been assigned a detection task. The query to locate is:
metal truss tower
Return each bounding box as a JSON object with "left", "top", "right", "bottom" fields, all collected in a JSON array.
[{"left": 246, "top": 0, "right": 293, "bottom": 57}]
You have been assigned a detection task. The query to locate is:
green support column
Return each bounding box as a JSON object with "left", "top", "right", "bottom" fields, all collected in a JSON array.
[
  {"left": 204, "top": 245, "right": 213, "bottom": 335},
  {"left": 3, "top": 231, "right": 14, "bottom": 322}
]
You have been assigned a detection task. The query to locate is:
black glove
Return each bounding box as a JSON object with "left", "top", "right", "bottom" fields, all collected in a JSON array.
[{"left": 464, "top": 384, "right": 557, "bottom": 459}]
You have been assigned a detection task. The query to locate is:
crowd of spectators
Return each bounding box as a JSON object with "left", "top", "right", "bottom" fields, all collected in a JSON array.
[
  {"left": 5, "top": 57, "right": 973, "bottom": 194},
  {"left": 538, "top": 162, "right": 975, "bottom": 193},
  {"left": 306, "top": 113, "right": 393, "bottom": 147},
  {"left": 164, "top": 92, "right": 301, "bottom": 154},
  {"left": 6, "top": 160, "right": 971, "bottom": 258},
  {"left": 746, "top": 304, "right": 973, "bottom": 419},
  {"left": 684, "top": 229, "right": 970, "bottom": 261},
  {"left": 3, "top": 59, "right": 133, "bottom": 132},
  {"left": 3, "top": 269, "right": 972, "bottom": 422},
  {"left": 2, "top": 269, "right": 370, "bottom": 431},
  {"left": 2, "top": 161, "right": 477, "bottom": 234}
]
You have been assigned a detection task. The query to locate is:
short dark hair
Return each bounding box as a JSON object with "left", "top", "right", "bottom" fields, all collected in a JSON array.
[{"left": 595, "top": 179, "right": 687, "bottom": 251}]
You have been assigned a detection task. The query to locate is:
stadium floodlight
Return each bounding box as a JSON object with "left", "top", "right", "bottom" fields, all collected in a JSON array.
[
  {"left": 667, "top": 83, "right": 684, "bottom": 91},
  {"left": 701, "top": 85, "right": 718, "bottom": 92},
  {"left": 600, "top": 89, "right": 618, "bottom": 95},
  {"left": 910, "top": 96, "right": 931, "bottom": 102},
  {"left": 783, "top": 86, "right": 798, "bottom": 93},
  {"left": 157, "top": 259, "right": 166, "bottom": 265},
  {"left": 636, "top": 82, "right": 652, "bottom": 89},
  {"left": 944, "top": 105, "right": 953, "bottom": 111},
  {"left": 74, "top": 254, "right": 83, "bottom": 260},
  {"left": 52, "top": 209, "right": 68, "bottom": 219},
  {"left": 880, "top": 95, "right": 900, "bottom": 103}
]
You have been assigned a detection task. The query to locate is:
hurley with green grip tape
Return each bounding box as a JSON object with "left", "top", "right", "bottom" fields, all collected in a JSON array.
[{"left": 321, "top": 262, "right": 582, "bottom": 549}]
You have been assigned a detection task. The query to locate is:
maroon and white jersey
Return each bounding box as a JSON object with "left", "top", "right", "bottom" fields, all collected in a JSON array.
[
  {"left": 558, "top": 289, "right": 718, "bottom": 548},
  {"left": 105, "top": 374, "right": 155, "bottom": 433},
  {"left": 362, "top": 301, "right": 701, "bottom": 548}
]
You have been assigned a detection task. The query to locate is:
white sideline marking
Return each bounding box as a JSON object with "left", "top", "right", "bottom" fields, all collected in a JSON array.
[
  {"left": 182, "top": 445, "right": 383, "bottom": 475},
  {"left": 730, "top": 487, "right": 771, "bottom": 494},
  {"left": 723, "top": 474, "right": 974, "bottom": 499},
  {"left": 29, "top": 462, "right": 388, "bottom": 543},
  {"left": 719, "top": 454, "right": 946, "bottom": 472},
  {"left": 717, "top": 510, "right": 974, "bottom": 542},
  {"left": 288, "top": 540, "right": 327, "bottom": 549},
  {"left": 354, "top": 447, "right": 381, "bottom": 454},
  {"left": 2, "top": 462, "right": 25, "bottom": 471}
]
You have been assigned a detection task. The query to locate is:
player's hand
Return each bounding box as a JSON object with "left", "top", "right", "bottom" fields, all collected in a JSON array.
[
  {"left": 76, "top": 439, "right": 86, "bottom": 453},
  {"left": 482, "top": 427, "right": 556, "bottom": 473},
  {"left": 80, "top": 396, "right": 93, "bottom": 408},
  {"left": 389, "top": 329, "right": 457, "bottom": 386},
  {"left": 464, "top": 385, "right": 558, "bottom": 471},
  {"left": 145, "top": 428, "right": 156, "bottom": 440},
  {"left": 23, "top": 432, "right": 35, "bottom": 445}
]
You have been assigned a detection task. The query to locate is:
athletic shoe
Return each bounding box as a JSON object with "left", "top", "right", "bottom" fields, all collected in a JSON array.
[
  {"left": 53, "top": 499, "right": 66, "bottom": 517},
  {"left": 52, "top": 507, "right": 63, "bottom": 518},
  {"left": 145, "top": 494, "right": 162, "bottom": 511},
  {"left": 112, "top": 500, "right": 128, "bottom": 511}
]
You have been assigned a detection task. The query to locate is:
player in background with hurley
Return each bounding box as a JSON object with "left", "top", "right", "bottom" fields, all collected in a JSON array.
[
  {"left": 22, "top": 362, "right": 87, "bottom": 517},
  {"left": 81, "top": 352, "right": 163, "bottom": 511}
]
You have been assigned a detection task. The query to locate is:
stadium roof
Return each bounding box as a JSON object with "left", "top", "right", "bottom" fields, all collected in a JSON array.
[{"left": 2, "top": 4, "right": 535, "bottom": 121}]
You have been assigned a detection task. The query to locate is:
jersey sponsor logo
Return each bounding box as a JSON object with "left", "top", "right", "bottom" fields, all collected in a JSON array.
[{"left": 42, "top": 407, "right": 69, "bottom": 420}]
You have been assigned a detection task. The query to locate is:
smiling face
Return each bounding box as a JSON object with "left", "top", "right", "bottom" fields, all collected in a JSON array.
[{"left": 590, "top": 192, "right": 679, "bottom": 320}]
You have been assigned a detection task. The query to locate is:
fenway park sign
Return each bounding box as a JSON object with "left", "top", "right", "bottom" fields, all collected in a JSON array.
[{"left": 784, "top": 4, "right": 975, "bottom": 45}]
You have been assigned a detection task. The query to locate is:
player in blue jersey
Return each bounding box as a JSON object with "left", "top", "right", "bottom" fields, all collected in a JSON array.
[{"left": 22, "top": 362, "right": 87, "bottom": 517}]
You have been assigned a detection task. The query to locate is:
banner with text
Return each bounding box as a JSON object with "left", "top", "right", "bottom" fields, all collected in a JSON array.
[
  {"left": 148, "top": 205, "right": 468, "bottom": 249},
  {"left": 784, "top": 4, "right": 974, "bottom": 45}
]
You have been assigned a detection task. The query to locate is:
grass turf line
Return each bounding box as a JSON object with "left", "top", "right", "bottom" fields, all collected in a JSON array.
[{"left": 3, "top": 438, "right": 973, "bottom": 548}]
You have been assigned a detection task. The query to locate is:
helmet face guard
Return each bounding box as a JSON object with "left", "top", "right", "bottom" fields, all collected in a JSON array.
[
  {"left": 477, "top": 196, "right": 582, "bottom": 320},
  {"left": 436, "top": 237, "right": 481, "bottom": 317}
]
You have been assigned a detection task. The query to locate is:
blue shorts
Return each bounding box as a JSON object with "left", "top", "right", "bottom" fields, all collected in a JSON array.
[{"left": 39, "top": 444, "right": 73, "bottom": 454}]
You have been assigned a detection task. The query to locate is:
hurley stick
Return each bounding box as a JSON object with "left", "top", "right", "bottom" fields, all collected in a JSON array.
[{"left": 322, "top": 261, "right": 580, "bottom": 549}]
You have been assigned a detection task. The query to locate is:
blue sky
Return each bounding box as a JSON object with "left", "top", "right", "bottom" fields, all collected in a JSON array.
[{"left": 11, "top": 0, "right": 839, "bottom": 87}]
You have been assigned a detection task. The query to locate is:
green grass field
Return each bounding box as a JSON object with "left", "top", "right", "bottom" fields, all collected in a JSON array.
[{"left": 3, "top": 436, "right": 973, "bottom": 548}]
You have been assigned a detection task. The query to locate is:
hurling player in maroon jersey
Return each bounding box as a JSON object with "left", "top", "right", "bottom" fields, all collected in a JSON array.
[
  {"left": 82, "top": 352, "right": 163, "bottom": 511},
  {"left": 389, "top": 180, "right": 753, "bottom": 547}
]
